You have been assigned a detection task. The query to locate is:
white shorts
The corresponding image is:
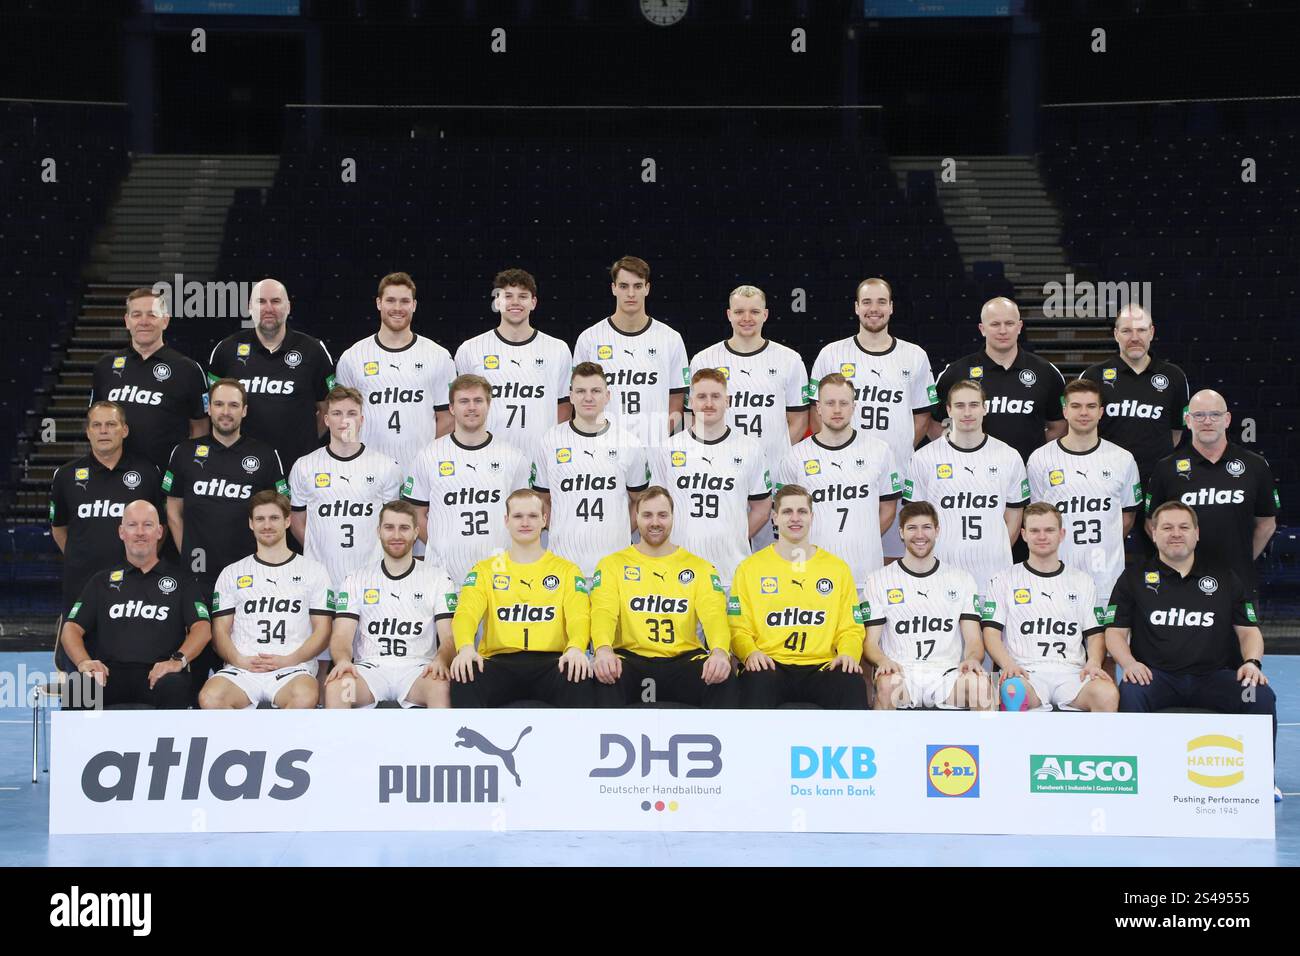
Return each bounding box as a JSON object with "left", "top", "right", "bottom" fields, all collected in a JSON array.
[
  {"left": 893, "top": 664, "right": 960, "bottom": 709},
  {"left": 355, "top": 659, "right": 430, "bottom": 708},
  {"left": 1025, "top": 667, "right": 1090, "bottom": 710},
  {"left": 215, "top": 661, "right": 319, "bottom": 708},
  {"left": 881, "top": 509, "right": 903, "bottom": 560}
]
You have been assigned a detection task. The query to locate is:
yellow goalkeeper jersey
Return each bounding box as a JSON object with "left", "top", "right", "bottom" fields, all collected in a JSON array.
[
  {"left": 730, "top": 544, "right": 865, "bottom": 665},
  {"left": 590, "top": 546, "right": 731, "bottom": 657},
  {"left": 451, "top": 551, "right": 590, "bottom": 658}
]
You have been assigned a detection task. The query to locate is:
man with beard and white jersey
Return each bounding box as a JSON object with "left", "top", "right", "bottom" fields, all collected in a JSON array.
[
  {"left": 531, "top": 362, "right": 649, "bottom": 578},
  {"left": 809, "top": 277, "right": 936, "bottom": 559},
  {"left": 324, "top": 501, "right": 456, "bottom": 709},
  {"left": 648, "top": 368, "right": 772, "bottom": 589},
  {"left": 982, "top": 503, "right": 1118, "bottom": 712},
  {"left": 454, "top": 267, "right": 571, "bottom": 455},
  {"left": 402, "top": 374, "right": 532, "bottom": 588},
  {"left": 334, "top": 272, "right": 456, "bottom": 477},
  {"left": 905, "top": 379, "right": 1028, "bottom": 601},
  {"left": 199, "top": 492, "right": 334, "bottom": 709},
  {"left": 207, "top": 278, "right": 335, "bottom": 475},
  {"left": 1028, "top": 378, "right": 1142, "bottom": 604},
  {"left": 688, "top": 285, "right": 809, "bottom": 469},
  {"left": 289, "top": 386, "right": 403, "bottom": 590},
  {"left": 930, "top": 296, "right": 1067, "bottom": 463},
  {"left": 774, "top": 374, "right": 901, "bottom": 593},
  {"left": 573, "top": 255, "right": 690, "bottom": 450},
  {"left": 864, "top": 501, "right": 994, "bottom": 711}
]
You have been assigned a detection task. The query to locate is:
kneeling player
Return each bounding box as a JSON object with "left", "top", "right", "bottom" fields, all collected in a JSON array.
[
  {"left": 731, "top": 485, "right": 867, "bottom": 709},
  {"left": 592, "top": 486, "right": 736, "bottom": 707},
  {"left": 865, "top": 501, "right": 994, "bottom": 710},
  {"left": 324, "top": 501, "right": 456, "bottom": 708},
  {"left": 199, "top": 492, "right": 334, "bottom": 709},
  {"left": 982, "top": 503, "right": 1118, "bottom": 712},
  {"left": 450, "top": 489, "right": 594, "bottom": 707}
]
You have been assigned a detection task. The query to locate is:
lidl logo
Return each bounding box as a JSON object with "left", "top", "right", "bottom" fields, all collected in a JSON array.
[
  {"left": 717, "top": 366, "right": 730, "bottom": 380},
  {"left": 438, "top": 461, "right": 455, "bottom": 476},
  {"left": 597, "top": 345, "right": 613, "bottom": 360},
  {"left": 556, "top": 447, "right": 572, "bottom": 463},
  {"left": 195, "top": 445, "right": 210, "bottom": 458},
  {"left": 112, "top": 356, "right": 127, "bottom": 370},
  {"left": 760, "top": 576, "right": 778, "bottom": 594},
  {"left": 1013, "top": 588, "right": 1032, "bottom": 605},
  {"left": 1030, "top": 755, "right": 1138, "bottom": 794},
  {"left": 484, "top": 355, "right": 500, "bottom": 370},
  {"left": 969, "top": 366, "right": 984, "bottom": 379},
  {"left": 492, "top": 575, "right": 511, "bottom": 591},
  {"left": 1176, "top": 458, "right": 1191, "bottom": 474},
  {"left": 74, "top": 468, "right": 90, "bottom": 482},
  {"left": 936, "top": 463, "right": 953, "bottom": 480},
  {"left": 236, "top": 575, "right": 253, "bottom": 589},
  {"left": 1048, "top": 469, "right": 1064, "bottom": 487},
  {"left": 109, "top": 570, "right": 124, "bottom": 584},
  {"left": 364, "top": 361, "right": 380, "bottom": 376},
  {"left": 671, "top": 451, "right": 687, "bottom": 468},
  {"left": 1187, "top": 735, "right": 1244, "bottom": 789},
  {"left": 1103, "top": 368, "right": 1117, "bottom": 382},
  {"left": 623, "top": 566, "right": 641, "bottom": 582},
  {"left": 839, "top": 363, "right": 856, "bottom": 379},
  {"left": 315, "top": 473, "right": 331, "bottom": 488},
  {"left": 363, "top": 589, "right": 380, "bottom": 605},
  {"left": 237, "top": 344, "right": 251, "bottom": 357},
  {"left": 1144, "top": 571, "right": 1160, "bottom": 585},
  {"left": 927, "top": 745, "right": 979, "bottom": 798},
  {"left": 803, "top": 459, "right": 820, "bottom": 476},
  {"left": 886, "top": 588, "right": 904, "bottom": 605}
]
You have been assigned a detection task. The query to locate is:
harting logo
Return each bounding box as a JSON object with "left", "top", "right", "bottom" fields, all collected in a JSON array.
[
  {"left": 379, "top": 726, "right": 532, "bottom": 803},
  {"left": 1186, "top": 734, "right": 1245, "bottom": 788}
]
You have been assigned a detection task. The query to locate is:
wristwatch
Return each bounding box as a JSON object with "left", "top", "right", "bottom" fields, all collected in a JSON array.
[
  {"left": 1243, "top": 658, "right": 1263, "bottom": 671},
  {"left": 170, "top": 651, "right": 190, "bottom": 670}
]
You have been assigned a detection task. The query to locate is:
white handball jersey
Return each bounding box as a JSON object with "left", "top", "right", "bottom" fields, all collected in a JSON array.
[
  {"left": 212, "top": 553, "right": 334, "bottom": 658},
  {"left": 288, "top": 445, "right": 403, "bottom": 589},
  {"left": 401, "top": 433, "right": 532, "bottom": 587},
  {"left": 904, "top": 433, "right": 1029, "bottom": 598},
  {"left": 864, "top": 560, "right": 982, "bottom": 668},
  {"left": 689, "top": 339, "right": 809, "bottom": 469},
  {"left": 1026, "top": 438, "right": 1142, "bottom": 601},
  {"left": 774, "top": 431, "right": 901, "bottom": 590},
  {"left": 982, "top": 562, "right": 1104, "bottom": 670},
  {"left": 810, "top": 335, "right": 937, "bottom": 473},
  {"left": 334, "top": 333, "right": 456, "bottom": 474},
  {"left": 530, "top": 419, "right": 649, "bottom": 576},
  {"left": 573, "top": 317, "right": 689, "bottom": 451},
  {"left": 648, "top": 427, "right": 771, "bottom": 588},
  {"left": 336, "top": 559, "right": 456, "bottom": 663},
  {"left": 454, "top": 328, "right": 572, "bottom": 454}
]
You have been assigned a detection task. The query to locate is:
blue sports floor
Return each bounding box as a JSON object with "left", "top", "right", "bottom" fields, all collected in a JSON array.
[{"left": 2, "top": 650, "right": 1296, "bottom": 867}]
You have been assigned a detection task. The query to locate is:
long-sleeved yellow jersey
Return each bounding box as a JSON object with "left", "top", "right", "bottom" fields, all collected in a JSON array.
[
  {"left": 452, "top": 551, "right": 590, "bottom": 657},
  {"left": 590, "top": 546, "right": 731, "bottom": 657},
  {"left": 729, "top": 545, "right": 865, "bottom": 665}
]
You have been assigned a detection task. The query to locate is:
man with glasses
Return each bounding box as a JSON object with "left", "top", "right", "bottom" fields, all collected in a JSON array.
[{"left": 1144, "top": 390, "right": 1279, "bottom": 599}]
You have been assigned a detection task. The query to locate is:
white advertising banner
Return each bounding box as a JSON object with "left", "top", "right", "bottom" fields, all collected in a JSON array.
[{"left": 49, "top": 710, "right": 1275, "bottom": 838}]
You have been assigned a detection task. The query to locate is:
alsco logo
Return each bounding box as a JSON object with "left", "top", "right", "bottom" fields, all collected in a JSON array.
[
  {"left": 1029, "top": 755, "right": 1138, "bottom": 794},
  {"left": 926, "top": 745, "right": 979, "bottom": 798}
]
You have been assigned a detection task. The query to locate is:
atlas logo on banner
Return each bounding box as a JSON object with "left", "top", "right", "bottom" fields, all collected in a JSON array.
[
  {"left": 1029, "top": 755, "right": 1138, "bottom": 794},
  {"left": 79, "top": 737, "right": 312, "bottom": 803},
  {"left": 926, "top": 744, "right": 979, "bottom": 798},
  {"left": 379, "top": 726, "right": 533, "bottom": 804},
  {"left": 1186, "top": 734, "right": 1244, "bottom": 788},
  {"left": 589, "top": 733, "right": 721, "bottom": 778}
]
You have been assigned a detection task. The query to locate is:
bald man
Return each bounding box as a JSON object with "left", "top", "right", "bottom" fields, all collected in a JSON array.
[
  {"left": 1079, "top": 305, "right": 1188, "bottom": 486},
  {"left": 59, "top": 501, "right": 212, "bottom": 710},
  {"left": 931, "top": 297, "right": 1067, "bottom": 463},
  {"left": 1144, "top": 390, "right": 1279, "bottom": 598},
  {"left": 207, "top": 277, "right": 335, "bottom": 474}
]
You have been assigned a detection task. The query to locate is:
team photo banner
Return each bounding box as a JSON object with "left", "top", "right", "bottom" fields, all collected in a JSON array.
[{"left": 49, "top": 710, "right": 1274, "bottom": 838}]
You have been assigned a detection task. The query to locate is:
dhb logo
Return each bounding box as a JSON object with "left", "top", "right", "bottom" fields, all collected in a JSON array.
[{"left": 589, "top": 733, "right": 721, "bottom": 778}]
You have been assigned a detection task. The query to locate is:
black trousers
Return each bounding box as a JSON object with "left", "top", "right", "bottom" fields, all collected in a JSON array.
[
  {"left": 63, "top": 662, "right": 193, "bottom": 710},
  {"left": 1119, "top": 667, "right": 1278, "bottom": 751},
  {"left": 596, "top": 650, "right": 740, "bottom": 708},
  {"left": 739, "top": 661, "right": 869, "bottom": 710},
  {"left": 450, "top": 650, "right": 595, "bottom": 708}
]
